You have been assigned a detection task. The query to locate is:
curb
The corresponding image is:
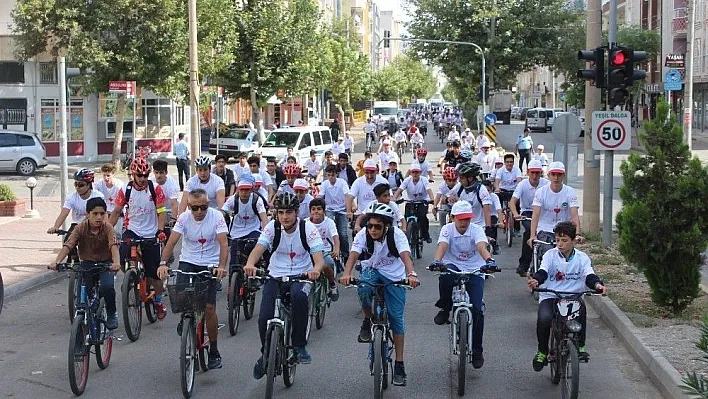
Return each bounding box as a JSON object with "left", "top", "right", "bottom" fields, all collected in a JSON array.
[
  {"left": 3, "top": 270, "right": 67, "bottom": 303},
  {"left": 586, "top": 295, "right": 693, "bottom": 399}
]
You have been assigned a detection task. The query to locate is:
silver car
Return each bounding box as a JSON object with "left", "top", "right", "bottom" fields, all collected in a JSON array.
[{"left": 0, "top": 130, "right": 48, "bottom": 175}]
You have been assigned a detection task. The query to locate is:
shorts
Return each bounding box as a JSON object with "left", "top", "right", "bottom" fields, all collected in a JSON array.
[
  {"left": 357, "top": 268, "right": 407, "bottom": 335},
  {"left": 178, "top": 261, "right": 218, "bottom": 305},
  {"left": 120, "top": 230, "right": 161, "bottom": 279}
]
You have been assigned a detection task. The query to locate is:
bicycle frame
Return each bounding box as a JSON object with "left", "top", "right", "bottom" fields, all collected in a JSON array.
[{"left": 124, "top": 238, "right": 157, "bottom": 303}]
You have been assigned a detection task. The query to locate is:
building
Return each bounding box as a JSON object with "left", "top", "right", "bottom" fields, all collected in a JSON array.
[
  {"left": 380, "top": 10, "right": 403, "bottom": 67},
  {"left": 516, "top": 67, "right": 566, "bottom": 109},
  {"left": 369, "top": 2, "right": 381, "bottom": 70}
]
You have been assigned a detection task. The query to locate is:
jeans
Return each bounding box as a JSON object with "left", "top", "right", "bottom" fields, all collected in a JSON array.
[
  {"left": 435, "top": 264, "right": 485, "bottom": 354},
  {"left": 176, "top": 158, "right": 190, "bottom": 191},
  {"left": 79, "top": 260, "right": 116, "bottom": 313},
  {"left": 258, "top": 279, "right": 311, "bottom": 349},
  {"left": 518, "top": 149, "right": 531, "bottom": 172},
  {"left": 326, "top": 210, "right": 349, "bottom": 262},
  {"left": 405, "top": 202, "right": 430, "bottom": 240},
  {"left": 357, "top": 268, "right": 407, "bottom": 335},
  {"left": 537, "top": 298, "right": 587, "bottom": 353}
]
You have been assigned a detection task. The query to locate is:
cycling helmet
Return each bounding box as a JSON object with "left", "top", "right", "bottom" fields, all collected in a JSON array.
[
  {"left": 364, "top": 202, "right": 395, "bottom": 225},
  {"left": 194, "top": 155, "right": 211, "bottom": 168},
  {"left": 460, "top": 150, "right": 474, "bottom": 159},
  {"left": 456, "top": 162, "right": 481, "bottom": 178},
  {"left": 283, "top": 164, "right": 300, "bottom": 176},
  {"left": 273, "top": 192, "right": 300, "bottom": 210},
  {"left": 442, "top": 167, "right": 458, "bottom": 181},
  {"left": 73, "top": 168, "right": 95, "bottom": 183},
  {"left": 130, "top": 157, "right": 150, "bottom": 176},
  {"left": 416, "top": 147, "right": 428, "bottom": 157}
]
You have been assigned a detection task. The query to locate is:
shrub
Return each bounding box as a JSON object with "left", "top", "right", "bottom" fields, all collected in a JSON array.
[
  {"left": 0, "top": 184, "right": 16, "bottom": 201},
  {"left": 681, "top": 314, "right": 708, "bottom": 397},
  {"left": 616, "top": 99, "right": 708, "bottom": 313}
]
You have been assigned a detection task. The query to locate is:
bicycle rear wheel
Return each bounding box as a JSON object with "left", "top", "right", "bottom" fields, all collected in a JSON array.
[
  {"left": 457, "top": 311, "right": 469, "bottom": 396},
  {"left": 243, "top": 277, "right": 256, "bottom": 320},
  {"left": 265, "top": 326, "right": 281, "bottom": 399},
  {"left": 406, "top": 222, "right": 418, "bottom": 259},
  {"left": 505, "top": 210, "right": 513, "bottom": 247},
  {"left": 0, "top": 271, "right": 4, "bottom": 315},
  {"left": 180, "top": 317, "right": 197, "bottom": 398},
  {"left": 228, "top": 273, "right": 241, "bottom": 336},
  {"left": 95, "top": 298, "right": 112, "bottom": 369},
  {"left": 122, "top": 269, "right": 142, "bottom": 342},
  {"left": 198, "top": 316, "right": 209, "bottom": 372},
  {"left": 412, "top": 224, "right": 422, "bottom": 259},
  {"left": 283, "top": 322, "right": 297, "bottom": 387},
  {"left": 562, "top": 341, "right": 580, "bottom": 399},
  {"left": 68, "top": 314, "right": 90, "bottom": 396},
  {"left": 373, "top": 329, "right": 384, "bottom": 399},
  {"left": 550, "top": 328, "right": 561, "bottom": 384},
  {"left": 68, "top": 273, "right": 80, "bottom": 323},
  {"left": 315, "top": 280, "right": 327, "bottom": 330}
]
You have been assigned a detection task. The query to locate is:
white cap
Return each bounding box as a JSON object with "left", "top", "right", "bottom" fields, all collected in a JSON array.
[
  {"left": 409, "top": 162, "right": 422, "bottom": 172},
  {"left": 338, "top": 137, "right": 343, "bottom": 141},
  {"left": 480, "top": 139, "right": 491, "bottom": 148},
  {"left": 527, "top": 160, "right": 543, "bottom": 172},
  {"left": 537, "top": 144, "right": 544, "bottom": 150},
  {"left": 363, "top": 159, "right": 378, "bottom": 171},
  {"left": 465, "top": 127, "right": 471, "bottom": 132},
  {"left": 383, "top": 139, "right": 391, "bottom": 145},
  {"left": 489, "top": 141, "right": 496, "bottom": 146},
  {"left": 293, "top": 178, "right": 308, "bottom": 190},
  {"left": 548, "top": 161, "right": 566, "bottom": 174},
  {"left": 387, "top": 154, "right": 399, "bottom": 164},
  {"left": 451, "top": 201, "right": 474, "bottom": 219}
]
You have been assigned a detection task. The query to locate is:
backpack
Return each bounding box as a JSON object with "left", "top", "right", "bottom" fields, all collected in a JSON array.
[
  {"left": 124, "top": 180, "right": 158, "bottom": 209},
  {"left": 363, "top": 226, "right": 400, "bottom": 259},
  {"left": 272, "top": 219, "right": 310, "bottom": 255},
  {"left": 229, "top": 193, "right": 264, "bottom": 232},
  {"left": 382, "top": 170, "right": 403, "bottom": 188},
  {"left": 457, "top": 181, "right": 483, "bottom": 208}
]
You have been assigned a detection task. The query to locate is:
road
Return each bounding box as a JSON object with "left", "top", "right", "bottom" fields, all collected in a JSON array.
[{"left": 0, "top": 127, "right": 663, "bottom": 398}]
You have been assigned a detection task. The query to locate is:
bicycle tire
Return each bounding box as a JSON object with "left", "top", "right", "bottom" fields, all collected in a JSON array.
[
  {"left": 506, "top": 210, "right": 513, "bottom": 247},
  {"left": 95, "top": 298, "right": 112, "bottom": 370},
  {"left": 198, "top": 316, "right": 209, "bottom": 372},
  {"left": 305, "top": 288, "right": 315, "bottom": 342},
  {"left": 180, "top": 317, "right": 197, "bottom": 398},
  {"left": 315, "top": 281, "right": 327, "bottom": 330},
  {"left": 265, "top": 326, "right": 281, "bottom": 399},
  {"left": 562, "top": 341, "right": 580, "bottom": 399},
  {"left": 550, "top": 328, "right": 561, "bottom": 384},
  {"left": 122, "top": 269, "right": 142, "bottom": 342},
  {"left": 228, "top": 274, "right": 241, "bottom": 336},
  {"left": 145, "top": 283, "right": 157, "bottom": 323},
  {"left": 373, "top": 329, "right": 384, "bottom": 399},
  {"left": 0, "top": 271, "right": 4, "bottom": 315},
  {"left": 68, "top": 273, "right": 79, "bottom": 323},
  {"left": 531, "top": 249, "right": 540, "bottom": 300},
  {"left": 283, "top": 324, "right": 297, "bottom": 387},
  {"left": 68, "top": 314, "right": 90, "bottom": 396},
  {"left": 412, "top": 223, "right": 422, "bottom": 259},
  {"left": 457, "top": 310, "right": 469, "bottom": 396},
  {"left": 243, "top": 277, "right": 256, "bottom": 320},
  {"left": 406, "top": 222, "right": 417, "bottom": 259}
]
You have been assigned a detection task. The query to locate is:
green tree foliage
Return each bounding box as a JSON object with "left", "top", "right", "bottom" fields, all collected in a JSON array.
[
  {"left": 616, "top": 100, "right": 708, "bottom": 313},
  {"left": 441, "top": 84, "right": 456, "bottom": 103},
  {"left": 323, "top": 18, "right": 372, "bottom": 111},
  {"left": 681, "top": 314, "right": 708, "bottom": 397},
  {"left": 371, "top": 54, "right": 436, "bottom": 104}
]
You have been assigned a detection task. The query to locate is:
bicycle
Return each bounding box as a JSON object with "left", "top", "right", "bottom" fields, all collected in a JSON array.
[
  {"left": 54, "top": 229, "right": 81, "bottom": 323},
  {"left": 497, "top": 190, "right": 515, "bottom": 248},
  {"left": 396, "top": 199, "right": 430, "bottom": 259},
  {"left": 532, "top": 287, "right": 598, "bottom": 399},
  {"left": 531, "top": 238, "right": 555, "bottom": 300},
  {"left": 57, "top": 262, "right": 115, "bottom": 396},
  {"left": 345, "top": 278, "right": 413, "bottom": 399},
  {"left": 121, "top": 237, "right": 159, "bottom": 342},
  {"left": 252, "top": 271, "right": 313, "bottom": 399},
  {"left": 366, "top": 132, "right": 376, "bottom": 153},
  {"left": 427, "top": 262, "right": 500, "bottom": 396},
  {"left": 306, "top": 252, "right": 336, "bottom": 339},
  {"left": 227, "top": 237, "right": 264, "bottom": 336},
  {"left": 395, "top": 141, "right": 404, "bottom": 160},
  {"left": 166, "top": 266, "right": 218, "bottom": 398}
]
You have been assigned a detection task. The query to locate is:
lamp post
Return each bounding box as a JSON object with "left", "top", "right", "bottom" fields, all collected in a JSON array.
[{"left": 23, "top": 177, "right": 39, "bottom": 219}]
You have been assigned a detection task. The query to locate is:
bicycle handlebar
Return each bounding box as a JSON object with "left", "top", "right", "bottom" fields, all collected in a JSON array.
[
  {"left": 57, "top": 261, "right": 113, "bottom": 273},
  {"left": 427, "top": 262, "right": 501, "bottom": 275},
  {"left": 533, "top": 239, "right": 554, "bottom": 246},
  {"left": 531, "top": 287, "right": 599, "bottom": 297},
  {"left": 395, "top": 199, "right": 432, "bottom": 205},
  {"left": 168, "top": 265, "right": 219, "bottom": 280},
  {"left": 53, "top": 230, "right": 70, "bottom": 236},
  {"left": 346, "top": 277, "right": 413, "bottom": 288},
  {"left": 122, "top": 237, "right": 158, "bottom": 245}
]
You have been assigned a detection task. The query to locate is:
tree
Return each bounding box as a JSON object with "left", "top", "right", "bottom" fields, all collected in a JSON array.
[
  {"left": 371, "top": 54, "right": 436, "bottom": 104},
  {"left": 441, "top": 84, "right": 456, "bottom": 103},
  {"left": 681, "top": 314, "right": 708, "bottom": 397},
  {"left": 616, "top": 100, "right": 708, "bottom": 313}
]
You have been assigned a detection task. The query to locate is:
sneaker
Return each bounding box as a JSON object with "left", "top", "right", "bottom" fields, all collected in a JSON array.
[
  {"left": 393, "top": 362, "right": 407, "bottom": 386},
  {"left": 216, "top": 281, "right": 223, "bottom": 292},
  {"left": 516, "top": 265, "right": 529, "bottom": 277},
  {"left": 253, "top": 357, "right": 265, "bottom": 380},
  {"left": 155, "top": 302, "right": 167, "bottom": 320},
  {"left": 532, "top": 351, "right": 548, "bottom": 371},
  {"left": 106, "top": 311, "right": 118, "bottom": 330},
  {"left": 208, "top": 349, "right": 223, "bottom": 369},
  {"left": 578, "top": 346, "right": 590, "bottom": 362},
  {"left": 434, "top": 310, "right": 450, "bottom": 325},
  {"left": 329, "top": 285, "right": 340, "bottom": 302},
  {"left": 424, "top": 236, "right": 432, "bottom": 244},
  {"left": 472, "top": 352, "right": 484, "bottom": 369},
  {"left": 514, "top": 230, "right": 521, "bottom": 237},
  {"left": 358, "top": 318, "right": 372, "bottom": 342},
  {"left": 294, "top": 346, "right": 312, "bottom": 364}
]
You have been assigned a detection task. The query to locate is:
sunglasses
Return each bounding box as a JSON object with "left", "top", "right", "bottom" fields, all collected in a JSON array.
[
  {"left": 367, "top": 223, "right": 384, "bottom": 231},
  {"left": 74, "top": 182, "right": 87, "bottom": 188},
  {"left": 134, "top": 173, "right": 149, "bottom": 178},
  {"left": 189, "top": 204, "right": 209, "bottom": 211}
]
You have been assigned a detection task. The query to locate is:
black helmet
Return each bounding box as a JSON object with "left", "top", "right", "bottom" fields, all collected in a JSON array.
[
  {"left": 273, "top": 192, "right": 300, "bottom": 210},
  {"left": 456, "top": 162, "right": 481, "bottom": 178},
  {"left": 73, "top": 168, "right": 95, "bottom": 183}
]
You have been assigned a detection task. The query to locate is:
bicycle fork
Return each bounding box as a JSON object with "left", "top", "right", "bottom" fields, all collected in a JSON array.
[{"left": 450, "top": 306, "right": 473, "bottom": 356}]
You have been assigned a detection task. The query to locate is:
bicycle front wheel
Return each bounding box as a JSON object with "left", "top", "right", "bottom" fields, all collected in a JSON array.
[
  {"left": 265, "top": 326, "right": 281, "bottom": 399},
  {"left": 550, "top": 329, "right": 562, "bottom": 384},
  {"left": 506, "top": 211, "right": 513, "bottom": 247},
  {"left": 315, "top": 281, "right": 327, "bottom": 330},
  {"left": 95, "top": 298, "right": 112, "bottom": 370},
  {"left": 68, "top": 273, "right": 79, "bottom": 323},
  {"left": 457, "top": 311, "right": 469, "bottom": 396},
  {"left": 305, "top": 288, "right": 315, "bottom": 342},
  {"left": 243, "top": 277, "right": 256, "bottom": 320},
  {"left": 68, "top": 314, "right": 90, "bottom": 396},
  {"left": 228, "top": 274, "right": 241, "bottom": 336},
  {"left": 198, "top": 316, "right": 209, "bottom": 372},
  {"left": 373, "top": 329, "right": 384, "bottom": 399},
  {"left": 562, "top": 341, "right": 580, "bottom": 399},
  {"left": 0, "top": 271, "right": 4, "bottom": 315},
  {"left": 145, "top": 283, "right": 157, "bottom": 324},
  {"left": 122, "top": 269, "right": 142, "bottom": 342},
  {"left": 180, "top": 317, "right": 197, "bottom": 398}
]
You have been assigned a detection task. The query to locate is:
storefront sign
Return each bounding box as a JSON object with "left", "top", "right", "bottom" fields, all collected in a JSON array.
[
  {"left": 108, "top": 81, "right": 137, "bottom": 98},
  {"left": 665, "top": 54, "right": 685, "bottom": 68},
  {"left": 644, "top": 83, "right": 664, "bottom": 93}
]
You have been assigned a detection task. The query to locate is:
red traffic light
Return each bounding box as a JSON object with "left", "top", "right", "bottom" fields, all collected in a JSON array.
[{"left": 611, "top": 50, "right": 627, "bottom": 65}]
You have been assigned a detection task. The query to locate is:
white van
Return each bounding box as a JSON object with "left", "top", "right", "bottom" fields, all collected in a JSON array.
[
  {"left": 525, "top": 108, "right": 549, "bottom": 132},
  {"left": 260, "top": 126, "right": 333, "bottom": 165}
]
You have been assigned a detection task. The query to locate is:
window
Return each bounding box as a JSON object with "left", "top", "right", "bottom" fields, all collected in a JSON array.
[
  {"left": 0, "top": 62, "right": 24, "bottom": 84},
  {"left": 263, "top": 130, "right": 301, "bottom": 147},
  {"left": 142, "top": 98, "right": 173, "bottom": 138},
  {"left": 39, "top": 62, "right": 57, "bottom": 84},
  {"left": 321, "top": 129, "right": 332, "bottom": 145},
  {"left": 0, "top": 133, "right": 19, "bottom": 147},
  {"left": 298, "top": 132, "right": 311, "bottom": 150},
  {"left": 18, "top": 135, "right": 35, "bottom": 147},
  {"left": 312, "top": 130, "right": 322, "bottom": 146},
  {"left": 40, "top": 98, "right": 84, "bottom": 141},
  {"left": 107, "top": 121, "right": 135, "bottom": 136}
]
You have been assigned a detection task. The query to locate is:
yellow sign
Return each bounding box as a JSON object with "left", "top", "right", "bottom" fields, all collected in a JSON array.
[{"left": 484, "top": 125, "right": 497, "bottom": 142}]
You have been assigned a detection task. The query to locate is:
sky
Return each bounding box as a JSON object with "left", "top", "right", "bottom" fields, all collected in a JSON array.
[{"left": 375, "top": 0, "right": 410, "bottom": 23}]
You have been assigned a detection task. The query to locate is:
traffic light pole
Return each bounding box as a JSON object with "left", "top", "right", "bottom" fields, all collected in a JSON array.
[{"left": 602, "top": 0, "right": 619, "bottom": 246}]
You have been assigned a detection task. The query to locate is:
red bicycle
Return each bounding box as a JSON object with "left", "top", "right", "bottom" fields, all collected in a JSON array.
[{"left": 121, "top": 237, "right": 159, "bottom": 342}]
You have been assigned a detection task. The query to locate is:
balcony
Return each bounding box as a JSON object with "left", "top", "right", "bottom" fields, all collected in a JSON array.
[{"left": 672, "top": 7, "right": 688, "bottom": 37}]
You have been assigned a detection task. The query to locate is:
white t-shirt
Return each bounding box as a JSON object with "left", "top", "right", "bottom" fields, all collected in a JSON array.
[
  {"left": 331, "top": 143, "right": 344, "bottom": 156},
  {"left": 257, "top": 219, "right": 324, "bottom": 277},
  {"left": 532, "top": 184, "right": 579, "bottom": 233},
  {"left": 233, "top": 162, "right": 249, "bottom": 178},
  {"left": 64, "top": 189, "right": 105, "bottom": 223},
  {"left": 489, "top": 192, "right": 502, "bottom": 214},
  {"left": 114, "top": 184, "right": 167, "bottom": 237},
  {"left": 277, "top": 181, "right": 294, "bottom": 194},
  {"left": 349, "top": 175, "right": 388, "bottom": 214},
  {"left": 438, "top": 222, "right": 488, "bottom": 271},
  {"left": 532, "top": 153, "right": 550, "bottom": 166},
  {"left": 308, "top": 217, "right": 338, "bottom": 253},
  {"left": 394, "top": 131, "right": 407, "bottom": 143},
  {"left": 399, "top": 176, "right": 430, "bottom": 201},
  {"left": 476, "top": 151, "right": 498, "bottom": 173},
  {"left": 414, "top": 160, "right": 431, "bottom": 177},
  {"left": 149, "top": 175, "right": 180, "bottom": 206},
  {"left": 94, "top": 179, "right": 123, "bottom": 213},
  {"left": 512, "top": 178, "right": 550, "bottom": 212},
  {"left": 304, "top": 158, "right": 321, "bottom": 177},
  {"left": 259, "top": 170, "right": 274, "bottom": 187},
  {"left": 378, "top": 201, "right": 403, "bottom": 225},
  {"left": 222, "top": 193, "right": 266, "bottom": 239},
  {"left": 351, "top": 227, "right": 410, "bottom": 281},
  {"left": 538, "top": 248, "right": 595, "bottom": 302},
  {"left": 185, "top": 174, "right": 225, "bottom": 209},
  {"left": 173, "top": 208, "right": 228, "bottom": 266},
  {"left": 410, "top": 133, "right": 424, "bottom": 144},
  {"left": 343, "top": 137, "right": 354, "bottom": 150},
  {"left": 378, "top": 151, "right": 393, "bottom": 168},
  {"left": 450, "top": 182, "right": 492, "bottom": 226},
  {"left": 298, "top": 194, "right": 314, "bottom": 220},
  {"left": 319, "top": 178, "right": 349, "bottom": 212},
  {"left": 496, "top": 166, "right": 523, "bottom": 191}
]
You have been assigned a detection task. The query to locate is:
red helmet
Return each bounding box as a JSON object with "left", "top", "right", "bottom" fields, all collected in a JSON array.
[
  {"left": 443, "top": 167, "right": 458, "bottom": 181},
  {"left": 416, "top": 147, "right": 428, "bottom": 157},
  {"left": 283, "top": 164, "right": 300, "bottom": 177},
  {"left": 130, "top": 157, "right": 151, "bottom": 175}
]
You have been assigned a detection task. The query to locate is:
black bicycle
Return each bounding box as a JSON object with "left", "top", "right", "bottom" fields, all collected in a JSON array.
[
  {"left": 227, "top": 237, "right": 264, "bottom": 336},
  {"left": 397, "top": 199, "right": 430, "bottom": 259},
  {"left": 531, "top": 237, "right": 555, "bottom": 300},
  {"left": 54, "top": 229, "right": 81, "bottom": 323},
  {"left": 532, "top": 288, "right": 598, "bottom": 399},
  {"left": 57, "top": 262, "right": 115, "bottom": 396}
]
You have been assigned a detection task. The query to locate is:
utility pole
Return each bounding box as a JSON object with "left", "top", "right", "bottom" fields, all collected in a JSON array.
[
  {"left": 58, "top": 56, "right": 69, "bottom": 229},
  {"left": 489, "top": 0, "right": 496, "bottom": 90},
  {"left": 601, "top": 0, "right": 619, "bottom": 246},
  {"left": 583, "top": 0, "right": 602, "bottom": 236},
  {"left": 684, "top": 0, "right": 696, "bottom": 150},
  {"left": 188, "top": 0, "right": 200, "bottom": 174}
]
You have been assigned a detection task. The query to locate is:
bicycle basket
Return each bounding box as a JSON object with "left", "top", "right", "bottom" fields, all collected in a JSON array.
[{"left": 166, "top": 275, "right": 211, "bottom": 314}]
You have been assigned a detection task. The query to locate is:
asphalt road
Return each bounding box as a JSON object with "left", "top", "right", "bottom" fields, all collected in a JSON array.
[{"left": 0, "top": 123, "right": 662, "bottom": 398}]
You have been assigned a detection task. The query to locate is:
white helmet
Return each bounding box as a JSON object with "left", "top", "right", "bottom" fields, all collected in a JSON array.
[{"left": 364, "top": 202, "right": 396, "bottom": 225}]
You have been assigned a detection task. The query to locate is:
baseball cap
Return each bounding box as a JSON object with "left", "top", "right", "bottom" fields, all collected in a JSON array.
[
  {"left": 451, "top": 201, "right": 474, "bottom": 219},
  {"left": 363, "top": 159, "right": 378, "bottom": 171},
  {"left": 409, "top": 162, "right": 422, "bottom": 172},
  {"left": 237, "top": 179, "right": 253, "bottom": 189},
  {"left": 537, "top": 144, "right": 545, "bottom": 150},
  {"left": 527, "top": 160, "right": 543, "bottom": 173},
  {"left": 251, "top": 173, "right": 263, "bottom": 186},
  {"left": 388, "top": 154, "right": 399, "bottom": 164},
  {"left": 548, "top": 161, "right": 566, "bottom": 174},
  {"left": 293, "top": 178, "right": 308, "bottom": 190}
]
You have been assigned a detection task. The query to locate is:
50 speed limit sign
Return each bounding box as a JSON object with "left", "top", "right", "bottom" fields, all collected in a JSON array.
[{"left": 591, "top": 111, "right": 631, "bottom": 151}]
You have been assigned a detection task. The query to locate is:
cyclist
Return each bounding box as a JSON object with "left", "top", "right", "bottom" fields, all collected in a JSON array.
[
  {"left": 293, "top": 178, "right": 314, "bottom": 220},
  {"left": 49, "top": 197, "right": 121, "bottom": 329},
  {"left": 442, "top": 141, "right": 466, "bottom": 170},
  {"left": 158, "top": 188, "right": 229, "bottom": 369},
  {"left": 373, "top": 183, "right": 406, "bottom": 231},
  {"left": 377, "top": 140, "right": 394, "bottom": 170},
  {"left": 494, "top": 153, "right": 523, "bottom": 237},
  {"left": 511, "top": 160, "right": 549, "bottom": 276},
  {"left": 318, "top": 164, "right": 350, "bottom": 261},
  {"left": 277, "top": 147, "right": 295, "bottom": 168},
  {"left": 475, "top": 140, "right": 498, "bottom": 173},
  {"left": 348, "top": 159, "right": 388, "bottom": 234},
  {"left": 335, "top": 153, "right": 357, "bottom": 187},
  {"left": 222, "top": 175, "right": 268, "bottom": 242},
  {"left": 233, "top": 152, "right": 249, "bottom": 178},
  {"left": 48, "top": 169, "right": 105, "bottom": 234},
  {"left": 304, "top": 150, "right": 322, "bottom": 180},
  {"left": 433, "top": 167, "right": 459, "bottom": 225},
  {"left": 406, "top": 148, "right": 435, "bottom": 182},
  {"left": 339, "top": 202, "right": 420, "bottom": 387},
  {"left": 409, "top": 127, "right": 425, "bottom": 152},
  {"left": 278, "top": 164, "right": 301, "bottom": 194},
  {"left": 532, "top": 144, "right": 550, "bottom": 173},
  {"left": 331, "top": 137, "right": 345, "bottom": 157},
  {"left": 244, "top": 192, "right": 326, "bottom": 375},
  {"left": 430, "top": 201, "right": 498, "bottom": 369},
  {"left": 94, "top": 164, "right": 124, "bottom": 237},
  {"left": 438, "top": 141, "right": 454, "bottom": 173},
  {"left": 527, "top": 221, "right": 607, "bottom": 370},
  {"left": 343, "top": 131, "right": 354, "bottom": 157},
  {"left": 179, "top": 156, "right": 225, "bottom": 214},
  {"left": 364, "top": 118, "right": 377, "bottom": 148},
  {"left": 355, "top": 151, "right": 373, "bottom": 178},
  {"left": 393, "top": 128, "right": 407, "bottom": 154},
  {"left": 109, "top": 157, "right": 168, "bottom": 319},
  {"left": 307, "top": 198, "right": 340, "bottom": 299},
  {"left": 382, "top": 154, "right": 403, "bottom": 193},
  {"left": 527, "top": 161, "right": 582, "bottom": 259},
  {"left": 445, "top": 163, "right": 494, "bottom": 241},
  {"left": 248, "top": 156, "right": 275, "bottom": 201},
  {"left": 481, "top": 179, "right": 504, "bottom": 255},
  {"left": 392, "top": 162, "right": 435, "bottom": 243}
]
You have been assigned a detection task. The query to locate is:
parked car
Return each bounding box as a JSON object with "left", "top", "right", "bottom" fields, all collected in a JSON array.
[
  {"left": 208, "top": 124, "right": 263, "bottom": 160},
  {"left": 0, "top": 130, "right": 48, "bottom": 175}
]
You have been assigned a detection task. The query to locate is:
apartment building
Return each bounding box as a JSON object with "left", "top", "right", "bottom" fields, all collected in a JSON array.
[{"left": 380, "top": 10, "right": 403, "bottom": 67}]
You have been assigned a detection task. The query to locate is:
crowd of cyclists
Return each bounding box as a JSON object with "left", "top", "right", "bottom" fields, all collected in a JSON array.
[{"left": 46, "top": 111, "right": 607, "bottom": 394}]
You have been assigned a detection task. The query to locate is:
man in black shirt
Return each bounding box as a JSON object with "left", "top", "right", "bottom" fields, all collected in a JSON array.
[
  {"left": 213, "top": 154, "right": 236, "bottom": 196},
  {"left": 443, "top": 140, "right": 468, "bottom": 169}
]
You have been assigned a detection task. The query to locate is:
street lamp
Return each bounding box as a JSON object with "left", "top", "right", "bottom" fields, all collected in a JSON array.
[{"left": 23, "top": 177, "right": 40, "bottom": 219}]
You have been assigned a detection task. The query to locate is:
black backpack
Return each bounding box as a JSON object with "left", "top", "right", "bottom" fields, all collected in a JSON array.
[
  {"left": 361, "top": 226, "right": 400, "bottom": 260},
  {"left": 457, "top": 181, "right": 483, "bottom": 208},
  {"left": 229, "top": 193, "right": 265, "bottom": 231},
  {"left": 272, "top": 219, "right": 311, "bottom": 255},
  {"left": 124, "top": 180, "right": 158, "bottom": 209},
  {"left": 382, "top": 170, "right": 403, "bottom": 188}
]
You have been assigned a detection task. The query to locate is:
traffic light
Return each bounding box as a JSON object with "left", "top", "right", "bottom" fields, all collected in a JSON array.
[
  {"left": 578, "top": 47, "right": 605, "bottom": 88},
  {"left": 607, "top": 47, "right": 629, "bottom": 106},
  {"left": 383, "top": 30, "right": 391, "bottom": 48},
  {"left": 627, "top": 50, "right": 647, "bottom": 86},
  {"left": 65, "top": 67, "right": 81, "bottom": 98},
  {"left": 477, "top": 85, "right": 489, "bottom": 101}
]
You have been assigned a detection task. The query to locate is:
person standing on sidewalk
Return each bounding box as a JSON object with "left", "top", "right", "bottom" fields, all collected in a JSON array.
[
  {"left": 174, "top": 133, "right": 190, "bottom": 191},
  {"left": 515, "top": 128, "right": 533, "bottom": 172}
]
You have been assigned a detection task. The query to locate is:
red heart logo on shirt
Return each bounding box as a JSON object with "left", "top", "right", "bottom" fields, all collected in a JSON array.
[
  {"left": 198, "top": 238, "right": 206, "bottom": 244},
  {"left": 243, "top": 215, "right": 250, "bottom": 220},
  {"left": 553, "top": 207, "right": 561, "bottom": 214},
  {"left": 108, "top": 197, "right": 113, "bottom": 202},
  {"left": 555, "top": 270, "right": 565, "bottom": 281},
  {"left": 289, "top": 252, "right": 296, "bottom": 260}
]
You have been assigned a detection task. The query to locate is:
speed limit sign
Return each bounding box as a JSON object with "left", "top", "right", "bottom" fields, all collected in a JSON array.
[{"left": 591, "top": 111, "right": 631, "bottom": 151}]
